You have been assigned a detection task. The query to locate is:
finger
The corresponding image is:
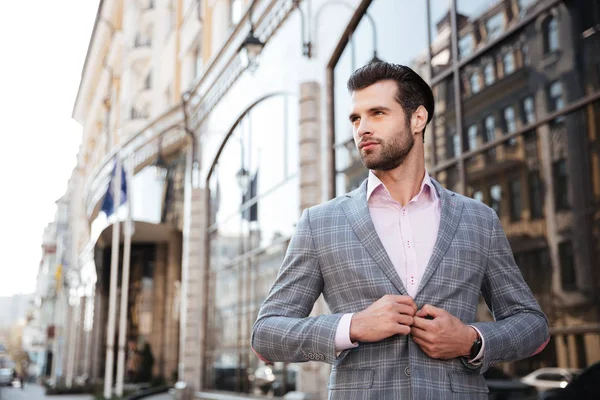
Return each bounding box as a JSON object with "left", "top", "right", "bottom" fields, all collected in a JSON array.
[
  {"left": 393, "top": 303, "right": 417, "bottom": 316},
  {"left": 391, "top": 295, "right": 417, "bottom": 312},
  {"left": 394, "top": 323, "right": 411, "bottom": 336},
  {"left": 394, "top": 313, "right": 414, "bottom": 327},
  {"left": 411, "top": 316, "right": 434, "bottom": 330},
  {"left": 416, "top": 304, "right": 443, "bottom": 318},
  {"left": 410, "top": 325, "right": 431, "bottom": 341}
]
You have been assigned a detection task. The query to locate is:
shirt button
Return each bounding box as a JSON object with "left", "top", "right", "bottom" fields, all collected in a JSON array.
[
  {"left": 406, "top": 241, "right": 411, "bottom": 248},
  {"left": 404, "top": 366, "right": 411, "bottom": 376}
]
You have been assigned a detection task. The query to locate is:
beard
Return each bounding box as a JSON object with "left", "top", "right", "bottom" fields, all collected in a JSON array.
[{"left": 359, "top": 124, "right": 415, "bottom": 171}]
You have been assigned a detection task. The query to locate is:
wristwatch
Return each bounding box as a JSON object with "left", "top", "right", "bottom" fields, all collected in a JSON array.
[{"left": 469, "top": 332, "right": 483, "bottom": 360}]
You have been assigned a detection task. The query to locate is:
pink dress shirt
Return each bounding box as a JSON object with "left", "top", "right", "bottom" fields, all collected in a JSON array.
[{"left": 334, "top": 171, "right": 485, "bottom": 363}]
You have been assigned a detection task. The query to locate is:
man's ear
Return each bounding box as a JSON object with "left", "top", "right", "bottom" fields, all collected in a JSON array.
[{"left": 411, "top": 105, "right": 428, "bottom": 134}]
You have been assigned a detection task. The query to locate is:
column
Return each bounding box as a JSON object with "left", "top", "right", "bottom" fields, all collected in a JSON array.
[{"left": 297, "top": 81, "right": 329, "bottom": 400}]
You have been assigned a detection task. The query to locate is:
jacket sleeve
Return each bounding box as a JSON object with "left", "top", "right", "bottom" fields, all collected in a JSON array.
[
  {"left": 468, "top": 208, "right": 550, "bottom": 373},
  {"left": 251, "top": 207, "right": 343, "bottom": 365}
]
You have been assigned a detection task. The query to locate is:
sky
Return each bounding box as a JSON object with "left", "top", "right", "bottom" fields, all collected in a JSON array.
[{"left": 0, "top": 1, "right": 100, "bottom": 297}]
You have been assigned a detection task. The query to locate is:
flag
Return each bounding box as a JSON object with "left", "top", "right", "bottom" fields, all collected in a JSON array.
[
  {"left": 101, "top": 161, "right": 127, "bottom": 217},
  {"left": 242, "top": 170, "right": 258, "bottom": 222}
]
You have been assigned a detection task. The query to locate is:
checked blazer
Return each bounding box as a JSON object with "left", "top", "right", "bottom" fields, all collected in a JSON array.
[{"left": 252, "top": 178, "right": 549, "bottom": 399}]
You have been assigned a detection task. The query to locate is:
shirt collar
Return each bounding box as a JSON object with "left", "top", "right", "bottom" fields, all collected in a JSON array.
[{"left": 366, "top": 170, "right": 438, "bottom": 203}]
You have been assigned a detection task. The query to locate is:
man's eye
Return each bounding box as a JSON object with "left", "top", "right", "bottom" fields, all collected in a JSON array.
[{"left": 374, "top": 111, "right": 384, "bottom": 116}]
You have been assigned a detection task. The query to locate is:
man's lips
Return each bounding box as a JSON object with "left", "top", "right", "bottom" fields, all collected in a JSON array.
[{"left": 360, "top": 141, "right": 379, "bottom": 149}]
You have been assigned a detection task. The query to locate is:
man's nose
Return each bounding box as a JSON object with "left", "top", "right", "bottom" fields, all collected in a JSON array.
[{"left": 356, "top": 118, "right": 372, "bottom": 137}]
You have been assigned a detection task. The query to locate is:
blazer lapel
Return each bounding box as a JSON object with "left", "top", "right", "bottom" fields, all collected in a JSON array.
[
  {"left": 415, "top": 179, "right": 463, "bottom": 298},
  {"left": 341, "top": 180, "right": 408, "bottom": 295}
]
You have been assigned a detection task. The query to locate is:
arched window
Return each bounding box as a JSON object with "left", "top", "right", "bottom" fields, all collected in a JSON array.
[{"left": 543, "top": 16, "right": 559, "bottom": 54}]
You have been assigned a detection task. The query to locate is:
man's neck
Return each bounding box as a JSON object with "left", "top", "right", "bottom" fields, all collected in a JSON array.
[{"left": 372, "top": 155, "right": 426, "bottom": 207}]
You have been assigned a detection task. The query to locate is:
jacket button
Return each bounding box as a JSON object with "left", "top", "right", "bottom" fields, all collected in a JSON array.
[{"left": 404, "top": 366, "right": 411, "bottom": 376}]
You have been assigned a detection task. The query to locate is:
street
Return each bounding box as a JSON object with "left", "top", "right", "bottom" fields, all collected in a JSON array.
[{"left": 0, "top": 384, "right": 93, "bottom": 400}]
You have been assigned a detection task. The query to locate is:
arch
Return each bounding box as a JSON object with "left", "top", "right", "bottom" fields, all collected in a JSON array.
[{"left": 205, "top": 91, "right": 296, "bottom": 185}]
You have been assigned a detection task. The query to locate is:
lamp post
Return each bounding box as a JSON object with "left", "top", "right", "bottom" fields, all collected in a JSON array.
[{"left": 238, "top": 0, "right": 264, "bottom": 71}]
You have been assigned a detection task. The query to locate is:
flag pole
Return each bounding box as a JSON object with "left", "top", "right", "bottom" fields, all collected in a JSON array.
[
  {"left": 104, "top": 155, "right": 122, "bottom": 399},
  {"left": 115, "top": 157, "right": 133, "bottom": 396}
]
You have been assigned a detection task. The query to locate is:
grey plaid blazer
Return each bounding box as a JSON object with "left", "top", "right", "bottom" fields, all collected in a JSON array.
[{"left": 252, "top": 178, "right": 549, "bottom": 399}]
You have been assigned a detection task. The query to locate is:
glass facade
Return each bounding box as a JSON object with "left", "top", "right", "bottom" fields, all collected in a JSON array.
[
  {"left": 331, "top": 0, "right": 600, "bottom": 373},
  {"left": 204, "top": 94, "right": 299, "bottom": 394}
]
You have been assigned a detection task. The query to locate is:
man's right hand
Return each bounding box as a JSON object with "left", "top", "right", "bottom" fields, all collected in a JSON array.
[{"left": 349, "top": 295, "right": 417, "bottom": 343}]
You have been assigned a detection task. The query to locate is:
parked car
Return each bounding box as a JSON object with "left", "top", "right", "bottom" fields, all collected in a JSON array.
[
  {"left": 520, "top": 367, "right": 580, "bottom": 392},
  {"left": 0, "top": 358, "right": 15, "bottom": 387},
  {"left": 251, "top": 363, "right": 298, "bottom": 396},
  {"left": 537, "top": 362, "right": 600, "bottom": 400},
  {"left": 484, "top": 367, "right": 538, "bottom": 400}
]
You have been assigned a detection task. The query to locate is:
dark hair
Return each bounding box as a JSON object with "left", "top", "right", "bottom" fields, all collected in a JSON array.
[{"left": 347, "top": 62, "right": 435, "bottom": 139}]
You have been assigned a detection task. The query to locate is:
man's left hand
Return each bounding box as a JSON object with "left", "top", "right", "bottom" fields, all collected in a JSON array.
[{"left": 410, "top": 304, "right": 478, "bottom": 360}]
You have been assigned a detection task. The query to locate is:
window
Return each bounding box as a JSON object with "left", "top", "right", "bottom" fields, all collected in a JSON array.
[
  {"left": 529, "top": 170, "right": 543, "bottom": 219},
  {"left": 485, "top": 116, "right": 496, "bottom": 143},
  {"left": 470, "top": 72, "right": 481, "bottom": 94},
  {"left": 518, "top": 0, "right": 536, "bottom": 14},
  {"left": 473, "top": 190, "right": 484, "bottom": 202},
  {"left": 509, "top": 176, "right": 522, "bottom": 221},
  {"left": 467, "top": 124, "right": 478, "bottom": 151},
  {"left": 503, "top": 52, "right": 515, "bottom": 75},
  {"left": 453, "top": 134, "right": 461, "bottom": 158},
  {"left": 548, "top": 81, "right": 565, "bottom": 113},
  {"left": 459, "top": 33, "right": 474, "bottom": 59},
  {"left": 554, "top": 159, "right": 569, "bottom": 210},
  {"left": 521, "top": 43, "right": 530, "bottom": 66},
  {"left": 490, "top": 184, "right": 502, "bottom": 216},
  {"left": 503, "top": 106, "right": 517, "bottom": 133},
  {"left": 230, "top": 0, "right": 243, "bottom": 25},
  {"left": 486, "top": 13, "right": 504, "bottom": 42},
  {"left": 559, "top": 241, "right": 576, "bottom": 291},
  {"left": 484, "top": 63, "right": 495, "bottom": 86},
  {"left": 521, "top": 96, "right": 536, "bottom": 125},
  {"left": 543, "top": 16, "right": 559, "bottom": 54}
]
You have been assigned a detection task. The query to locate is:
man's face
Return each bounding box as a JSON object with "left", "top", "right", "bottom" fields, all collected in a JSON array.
[{"left": 349, "top": 80, "right": 414, "bottom": 171}]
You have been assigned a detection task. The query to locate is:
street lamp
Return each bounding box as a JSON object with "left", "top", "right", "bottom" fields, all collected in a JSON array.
[
  {"left": 236, "top": 167, "right": 250, "bottom": 194},
  {"left": 238, "top": 0, "right": 264, "bottom": 71}
]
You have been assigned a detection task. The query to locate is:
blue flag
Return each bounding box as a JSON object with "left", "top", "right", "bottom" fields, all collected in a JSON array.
[{"left": 101, "top": 161, "right": 127, "bottom": 217}]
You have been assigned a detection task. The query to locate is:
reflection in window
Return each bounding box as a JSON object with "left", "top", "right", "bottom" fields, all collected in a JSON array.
[
  {"left": 548, "top": 81, "right": 564, "bottom": 112},
  {"left": 485, "top": 116, "right": 496, "bottom": 143},
  {"left": 490, "top": 184, "right": 502, "bottom": 216},
  {"left": 459, "top": 33, "right": 474, "bottom": 59},
  {"left": 509, "top": 176, "right": 522, "bottom": 221},
  {"left": 543, "top": 16, "right": 559, "bottom": 54},
  {"left": 529, "top": 170, "right": 543, "bottom": 219},
  {"left": 554, "top": 159, "right": 569, "bottom": 210},
  {"left": 559, "top": 241, "right": 576, "bottom": 291},
  {"left": 486, "top": 13, "right": 504, "bottom": 42},
  {"left": 484, "top": 63, "right": 495, "bottom": 86},
  {"left": 521, "top": 96, "right": 536, "bottom": 125},
  {"left": 467, "top": 124, "right": 478, "bottom": 151},
  {"left": 470, "top": 72, "right": 481, "bottom": 94},
  {"left": 503, "top": 52, "right": 515, "bottom": 75}
]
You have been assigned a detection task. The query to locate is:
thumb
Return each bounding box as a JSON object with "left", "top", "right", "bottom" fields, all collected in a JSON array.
[{"left": 416, "top": 304, "right": 441, "bottom": 318}]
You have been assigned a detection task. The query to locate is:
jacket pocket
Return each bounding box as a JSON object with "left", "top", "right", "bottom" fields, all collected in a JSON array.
[
  {"left": 328, "top": 369, "right": 374, "bottom": 390},
  {"left": 448, "top": 372, "right": 489, "bottom": 393}
]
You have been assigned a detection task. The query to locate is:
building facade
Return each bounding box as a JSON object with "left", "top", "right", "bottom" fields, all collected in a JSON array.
[{"left": 63, "top": 0, "right": 599, "bottom": 398}]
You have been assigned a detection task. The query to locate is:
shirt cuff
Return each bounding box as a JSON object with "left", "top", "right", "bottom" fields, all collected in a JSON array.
[
  {"left": 335, "top": 313, "right": 359, "bottom": 353},
  {"left": 468, "top": 325, "right": 485, "bottom": 364}
]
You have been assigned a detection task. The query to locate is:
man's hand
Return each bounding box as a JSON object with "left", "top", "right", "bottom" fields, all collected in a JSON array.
[
  {"left": 350, "top": 295, "right": 417, "bottom": 343},
  {"left": 411, "top": 304, "right": 478, "bottom": 360}
]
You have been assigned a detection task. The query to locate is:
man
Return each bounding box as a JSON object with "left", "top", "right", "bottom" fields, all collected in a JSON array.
[{"left": 252, "top": 62, "right": 549, "bottom": 399}]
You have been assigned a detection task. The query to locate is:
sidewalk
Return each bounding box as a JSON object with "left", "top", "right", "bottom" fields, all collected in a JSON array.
[{"left": 0, "top": 383, "right": 93, "bottom": 400}]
